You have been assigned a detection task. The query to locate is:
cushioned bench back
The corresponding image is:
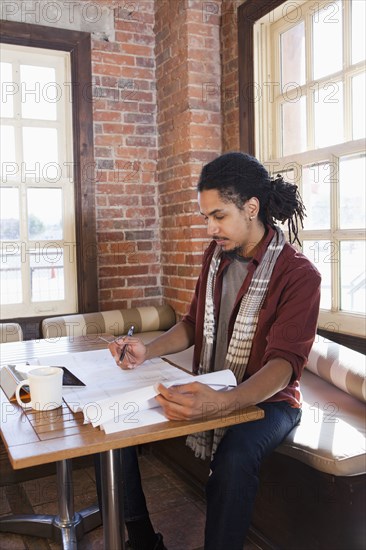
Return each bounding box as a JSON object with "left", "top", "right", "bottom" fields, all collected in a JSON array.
[
  {"left": 42, "top": 305, "right": 176, "bottom": 339},
  {"left": 0, "top": 323, "right": 23, "bottom": 343},
  {"left": 306, "top": 340, "right": 366, "bottom": 403}
]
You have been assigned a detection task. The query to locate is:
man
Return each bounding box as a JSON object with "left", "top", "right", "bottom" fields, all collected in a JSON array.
[{"left": 110, "top": 152, "right": 321, "bottom": 550}]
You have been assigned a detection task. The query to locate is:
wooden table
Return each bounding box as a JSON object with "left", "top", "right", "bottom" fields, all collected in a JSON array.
[{"left": 0, "top": 335, "right": 264, "bottom": 549}]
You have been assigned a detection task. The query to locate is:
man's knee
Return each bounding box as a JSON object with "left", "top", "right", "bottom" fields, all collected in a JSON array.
[
  {"left": 207, "top": 454, "right": 259, "bottom": 503},
  {"left": 210, "top": 445, "right": 260, "bottom": 489}
]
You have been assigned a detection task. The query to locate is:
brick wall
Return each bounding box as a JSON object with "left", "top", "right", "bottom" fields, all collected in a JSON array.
[
  {"left": 92, "top": 0, "right": 241, "bottom": 317},
  {"left": 155, "top": 0, "right": 222, "bottom": 318},
  {"left": 0, "top": 0, "right": 243, "bottom": 328},
  {"left": 93, "top": 1, "right": 161, "bottom": 310}
]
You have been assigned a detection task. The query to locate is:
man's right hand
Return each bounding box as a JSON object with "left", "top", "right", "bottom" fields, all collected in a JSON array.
[{"left": 108, "top": 336, "right": 148, "bottom": 369}]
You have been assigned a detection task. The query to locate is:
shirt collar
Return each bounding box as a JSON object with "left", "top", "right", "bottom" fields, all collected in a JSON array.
[{"left": 251, "top": 225, "right": 276, "bottom": 266}]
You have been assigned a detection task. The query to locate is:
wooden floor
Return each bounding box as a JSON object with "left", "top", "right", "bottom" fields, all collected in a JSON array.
[{"left": 0, "top": 449, "right": 264, "bottom": 550}]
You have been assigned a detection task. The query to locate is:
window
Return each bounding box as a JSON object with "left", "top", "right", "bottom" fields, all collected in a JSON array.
[
  {"left": 0, "top": 44, "right": 77, "bottom": 318},
  {"left": 0, "top": 21, "right": 98, "bottom": 325},
  {"left": 253, "top": 0, "right": 366, "bottom": 337}
]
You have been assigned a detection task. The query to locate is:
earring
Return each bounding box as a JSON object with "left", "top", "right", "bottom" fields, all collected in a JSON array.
[{"left": 249, "top": 216, "right": 254, "bottom": 221}]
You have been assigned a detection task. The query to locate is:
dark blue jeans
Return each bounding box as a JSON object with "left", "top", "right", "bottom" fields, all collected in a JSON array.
[
  {"left": 204, "top": 401, "right": 301, "bottom": 550},
  {"left": 95, "top": 401, "right": 300, "bottom": 546}
]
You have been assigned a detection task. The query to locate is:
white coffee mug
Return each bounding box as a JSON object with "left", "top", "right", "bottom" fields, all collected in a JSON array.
[{"left": 16, "top": 366, "right": 63, "bottom": 411}]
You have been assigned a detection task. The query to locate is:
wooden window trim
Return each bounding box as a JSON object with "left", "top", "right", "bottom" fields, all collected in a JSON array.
[
  {"left": 0, "top": 20, "right": 98, "bottom": 334},
  {"left": 238, "top": 0, "right": 285, "bottom": 155}
]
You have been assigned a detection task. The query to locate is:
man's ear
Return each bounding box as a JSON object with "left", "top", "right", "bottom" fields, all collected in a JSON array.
[{"left": 246, "top": 197, "right": 260, "bottom": 218}]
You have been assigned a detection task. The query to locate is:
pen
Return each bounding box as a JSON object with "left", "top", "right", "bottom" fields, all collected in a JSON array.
[
  {"left": 98, "top": 335, "right": 126, "bottom": 345},
  {"left": 98, "top": 336, "right": 116, "bottom": 344},
  {"left": 119, "top": 325, "right": 135, "bottom": 363}
]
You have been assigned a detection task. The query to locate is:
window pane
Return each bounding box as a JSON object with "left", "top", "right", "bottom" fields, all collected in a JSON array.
[
  {"left": 313, "top": 1, "right": 342, "bottom": 79},
  {"left": 302, "top": 240, "right": 332, "bottom": 310},
  {"left": 0, "top": 248, "right": 22, "bottom": 304},
  {"left": 314, "top": 82, "right": 343, "bottom": 147},
  {"left": 20, "top": 65, "right": 58, "bottom": 121},
  {"left": 30, "top": 247, "right": 64, "bottom": 302},
  {"left": 280, "top": 21, "right": 305, "bottom": 87},
  {"left": 22, "top": 127, "right": 59, "bottom": 180},
  {"left": 27, "top": 188, "right": 63, "bottom": 240},
  {"left": 352, "top": 72, "right": 366, "bottom": 139},
  {"left": 0, "top": 188, "right": 20, "bottom": 240},
  {"left": 351, "top": 0, "right": 366, "bottom": 64},
  {"left": 340, "top": 241, "right": 366, "bottom": 314},
  {"left": 1, "top": 125, "right": 16, "bottom": 162},
  {"left": 0, "top": 62, "right": 14, "bottom": 118},
  {"left": 302, "top": 164, "right": 331, "bottom": 229},
  {"left": 281, "top": 96, "right": 306, "bottom": 155},
  {"left": 0, "top": 125, "right": 16, "bottom": 182},
  {"left": 339, "top": 154, "right": 366, "bottom": 229}
]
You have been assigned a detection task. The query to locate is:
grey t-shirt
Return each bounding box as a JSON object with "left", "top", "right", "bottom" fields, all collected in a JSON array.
[{"left": 213, "top": 253, "right": 249, "bottom": 371}]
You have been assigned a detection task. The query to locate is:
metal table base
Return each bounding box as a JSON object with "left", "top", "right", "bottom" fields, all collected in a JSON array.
[
  {"left": 0, "top": 459, "right": 102, "bottom": 550},
  {"left": 100, "top": 449, "right": 125, "bottom": 550}
]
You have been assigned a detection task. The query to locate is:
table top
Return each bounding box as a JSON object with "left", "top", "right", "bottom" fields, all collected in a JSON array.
[{"left": 0, "top": 336, "right": 264, "bottom": 470}]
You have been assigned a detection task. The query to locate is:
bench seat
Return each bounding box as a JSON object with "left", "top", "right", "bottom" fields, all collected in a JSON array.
[{"left": 278, "top": 368, "right": 365, "bottom": 477}]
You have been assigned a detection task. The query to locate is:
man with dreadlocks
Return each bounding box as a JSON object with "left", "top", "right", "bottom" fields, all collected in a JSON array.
[{"left": 110, "top": 152, "right": 321, "bottom": 550}]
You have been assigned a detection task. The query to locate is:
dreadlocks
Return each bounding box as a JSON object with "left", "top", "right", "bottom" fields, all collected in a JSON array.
[
  {"left": 197, "top": 152, "right": 306, "bottom": 246},
  {"left": 265, "top": 174, "right": 306, "bottom": 245}
]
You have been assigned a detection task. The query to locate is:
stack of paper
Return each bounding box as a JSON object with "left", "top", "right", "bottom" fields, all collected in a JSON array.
[{"left": 33, "top": 349, "right": 236, "bottom": 434}]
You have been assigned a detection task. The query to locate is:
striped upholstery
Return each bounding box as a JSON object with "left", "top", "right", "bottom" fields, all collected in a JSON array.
[
  {"left": 306, "top": 340, "right": 366, "bottom": 403},
  {"left": 42, "top": 305, "right": 176, "bottom": 339},
  {"left": 0, "top": 323, "right": 23, "bottom": 343}
]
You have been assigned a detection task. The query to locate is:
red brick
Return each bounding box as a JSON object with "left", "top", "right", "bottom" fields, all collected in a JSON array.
[
  {"left": 112, "top": 288, "right": 144, "bottom": 300},
  {"left": 100, "top": 53, "right": 133, "bottom": 66},
  {"left": 93, "top": 63, "right": 126, "bottom": 77},
  {"left": 131, "top": 252, "right": 160, "bottom": 264},
  {"left": 103, "top": 123, "right": 135, "bottom": 135},
  {"left": 122, "top": 43, "right": 154, "bottom": 57},
  {"left": 95, "top": 135, "right": 123, "bottom": 146},
  {"left": 94, "top": 110, "right": 122, "bottom": 122}
]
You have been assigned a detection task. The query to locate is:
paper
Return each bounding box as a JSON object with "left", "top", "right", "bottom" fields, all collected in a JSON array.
[
  {"left": 32, "top": 349, "right": 237, "bottom": 434},
  {"left": 87, "top": 368, "right": 237, "bottom": 431}
]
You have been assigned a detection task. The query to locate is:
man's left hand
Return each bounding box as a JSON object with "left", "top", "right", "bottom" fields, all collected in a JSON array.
[{"left": 155, "top": 381, "right": 229, "bottom": 421}]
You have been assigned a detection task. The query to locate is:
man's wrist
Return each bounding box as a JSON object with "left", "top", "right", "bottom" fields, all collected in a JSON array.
[
  {"left": 144, "top": 342, "right": 155, "bottom": 361},
  {"left": 222, "top": 385, "right": 252, "bottom": 413}
]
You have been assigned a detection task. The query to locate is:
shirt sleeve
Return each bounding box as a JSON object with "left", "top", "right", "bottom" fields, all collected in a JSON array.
[
  {"left": 182, "top": 276, "right": 200, "bottom": 329},
  {"left": 262, "top": 263, "right": 321, "bottom": 380},
  {"left": 181, "top": 241, "right": 215, "bottom": 330}
]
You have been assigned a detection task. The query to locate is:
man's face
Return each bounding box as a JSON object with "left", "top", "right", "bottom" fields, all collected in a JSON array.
[{"left": 198, "top": 189, "right": 261, "bottom": 256}]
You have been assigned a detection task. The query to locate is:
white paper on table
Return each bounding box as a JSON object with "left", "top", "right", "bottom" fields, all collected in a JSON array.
[
  {"left": 90, "top": 369, "right": 237, "bottom": 429},
  {"left": 98, "top": 369, "right": 237, "bottom": 434},
  {"left": 101, "top": 407, "right": 169, "bottom": 434},
  {"left": 33, "top": 349, "right": 237, "bottom": 434}
]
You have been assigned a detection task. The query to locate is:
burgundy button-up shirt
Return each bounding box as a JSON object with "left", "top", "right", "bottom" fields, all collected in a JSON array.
[{"left": 182, "top": 226, "right": 321, "bottom": 407}]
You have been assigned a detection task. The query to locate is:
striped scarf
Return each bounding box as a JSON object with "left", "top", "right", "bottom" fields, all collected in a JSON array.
[{"left": 186, "top": 227, "right": 286, "bottom": 459}]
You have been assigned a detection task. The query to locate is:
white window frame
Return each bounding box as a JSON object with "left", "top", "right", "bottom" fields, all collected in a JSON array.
[
  {"left": 0, "top": 43, "right": 78, "bottom": 318},
  {"left": 254, "top": 0, "right": 366, "bottom": 337}
]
